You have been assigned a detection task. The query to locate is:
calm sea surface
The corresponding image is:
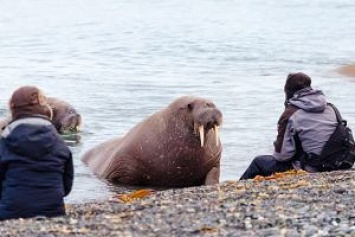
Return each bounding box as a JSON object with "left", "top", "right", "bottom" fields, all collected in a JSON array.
[{"left": 1, "top": 0, "right": 355, "bottom": 203}]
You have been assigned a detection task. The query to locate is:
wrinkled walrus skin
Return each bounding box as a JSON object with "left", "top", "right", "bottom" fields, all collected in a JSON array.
[{"left": 82, "top": 96, "right": 223, "bottom": 188}]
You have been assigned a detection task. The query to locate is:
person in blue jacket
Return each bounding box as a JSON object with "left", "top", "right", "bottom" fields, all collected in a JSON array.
[{"left": 0, "top": 86, "right": 74, "bottom": 220}]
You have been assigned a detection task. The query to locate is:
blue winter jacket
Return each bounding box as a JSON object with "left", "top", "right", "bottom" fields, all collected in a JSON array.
[{"left": 0, "top": 117, "right": 73, "bottom": 220}]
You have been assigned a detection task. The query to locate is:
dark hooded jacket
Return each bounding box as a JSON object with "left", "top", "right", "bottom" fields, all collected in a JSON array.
[
  {"left": 273, "top": 87, "right": 338, "bottom": 171},
  {"left": 0, "top": 117, "right": 73, "bottom": 220}
]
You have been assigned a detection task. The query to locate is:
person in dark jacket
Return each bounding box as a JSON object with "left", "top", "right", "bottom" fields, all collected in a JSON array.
[
  {"left": 0, "top": 86, "right": 74, "bottom": 220},
  {"left": 240, "top": 72, "right": 339, "bottom": 180}
]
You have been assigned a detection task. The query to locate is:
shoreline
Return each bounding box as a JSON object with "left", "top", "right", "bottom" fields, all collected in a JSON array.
[{"left": 1, "top": 170, "right": 355, "bottom": 236}]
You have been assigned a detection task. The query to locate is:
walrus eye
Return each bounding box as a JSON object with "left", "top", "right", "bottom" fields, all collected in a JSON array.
[{"left": 187, "top": 103, "right": 193, "bottom": 111}]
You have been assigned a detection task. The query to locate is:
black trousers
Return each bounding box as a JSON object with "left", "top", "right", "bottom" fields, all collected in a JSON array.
[{"left": 240, "top": 155, "right": 293, "bottom": 180}]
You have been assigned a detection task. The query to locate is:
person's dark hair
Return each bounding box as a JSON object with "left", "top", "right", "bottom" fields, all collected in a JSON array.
[{"left": 284, "top": 72, "right": 312, "bottom": 100}]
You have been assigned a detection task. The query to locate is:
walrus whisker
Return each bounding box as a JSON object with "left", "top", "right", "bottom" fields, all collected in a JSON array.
[
  {"left": 199, "top": 125, "right": 204, "bottom": 147},
  {"left": 213, "top": 125, "right": 219, "bottom": 146}
]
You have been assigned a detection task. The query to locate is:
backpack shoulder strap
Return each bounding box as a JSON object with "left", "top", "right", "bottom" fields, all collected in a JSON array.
[{"left": 327, "top": 103, "right": 347, "bottom": 126}]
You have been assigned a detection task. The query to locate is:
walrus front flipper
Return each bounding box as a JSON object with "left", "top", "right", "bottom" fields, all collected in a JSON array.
[{"left": 204, "top": 166, "right": 220, "bottom": 185}]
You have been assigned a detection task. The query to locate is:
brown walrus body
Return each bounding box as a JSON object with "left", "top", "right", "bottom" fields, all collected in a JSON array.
[{"left": 82, "top": 96, "right": 223, "bottom": 188}]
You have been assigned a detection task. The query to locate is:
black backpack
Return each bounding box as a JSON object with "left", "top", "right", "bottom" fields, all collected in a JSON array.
[{"left": 297, "top": 103, "right": 355, "bottom": 171}]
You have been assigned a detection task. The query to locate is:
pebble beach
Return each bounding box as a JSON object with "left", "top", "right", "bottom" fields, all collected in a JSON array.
[{"left": 1, "top": 170, "right": 355, "bottom": 237}]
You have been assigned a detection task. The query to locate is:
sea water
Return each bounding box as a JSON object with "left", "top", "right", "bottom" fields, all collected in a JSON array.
[{"left": 0, "top": 0, "right": 355, "bottom": 203}]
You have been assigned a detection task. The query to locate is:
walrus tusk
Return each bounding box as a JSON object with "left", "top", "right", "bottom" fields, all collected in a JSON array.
[
  {"left": 199, "top": 125, "right": 204, "bottom": 147},
  {"left": 213, "top": 125, "right": 219, "bottom": 146}
]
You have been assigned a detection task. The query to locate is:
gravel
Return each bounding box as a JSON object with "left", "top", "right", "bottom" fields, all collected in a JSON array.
[{"left": 1, "top": 170, "right": 355, "bottom": 237}]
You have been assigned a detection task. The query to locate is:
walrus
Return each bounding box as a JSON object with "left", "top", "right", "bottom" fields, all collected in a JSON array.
[
  {"left": 0, "top": 97, "right": 82, "bottom": 135},
  {"left": 81, "top": 96, "right": 223, "bottom": 188},
  {"left": 337, "top": 64, "right": 355, "bottom": 78}
]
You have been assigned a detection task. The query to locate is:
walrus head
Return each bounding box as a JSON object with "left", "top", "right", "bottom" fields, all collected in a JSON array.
[
  {"left": 54, "top": 112, "right": 82, "bottom": 134},
  {"left": 176, "top": 96, "right": 223, "bottom": 148},
  {"left": 47, "top": 97, "right": 82, "bottom": 134},
  {"left": 57, "top": 113, "right": 82, "bottom": 134}
]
